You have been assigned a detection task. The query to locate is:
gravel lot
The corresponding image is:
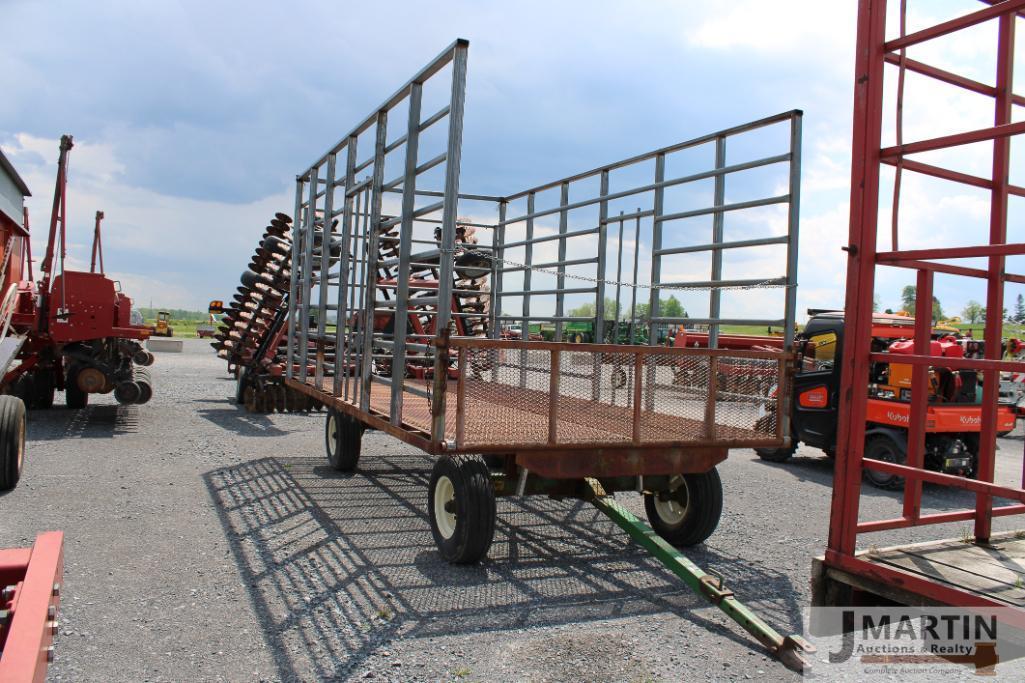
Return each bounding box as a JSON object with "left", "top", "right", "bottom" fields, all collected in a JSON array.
[{"left": 3, "top": 338, "right": 1024, "bottom": 682}]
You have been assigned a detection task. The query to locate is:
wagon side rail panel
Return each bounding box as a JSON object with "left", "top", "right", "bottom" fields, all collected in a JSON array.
[{"left": 450, "top": 338, "right": 792, "bottom": 451}]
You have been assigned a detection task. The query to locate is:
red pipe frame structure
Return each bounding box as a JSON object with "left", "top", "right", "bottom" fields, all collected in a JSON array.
[{"left": 827, "top": 0, "right": 1025, "bottom": 606}]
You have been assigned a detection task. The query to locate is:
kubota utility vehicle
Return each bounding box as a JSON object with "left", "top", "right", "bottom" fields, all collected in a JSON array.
[{"left": 753, "top": 310, "right": 1015, "bottom": 488}]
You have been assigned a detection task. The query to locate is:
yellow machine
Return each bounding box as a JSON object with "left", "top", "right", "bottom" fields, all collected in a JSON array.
[{"left": 153, "top": 310, "right": 174, "bottom": 337}]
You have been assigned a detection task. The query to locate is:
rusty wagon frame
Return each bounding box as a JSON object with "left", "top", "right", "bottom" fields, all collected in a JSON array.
[{"left": 282, "top": 39, "right": 813, "bottom": 667}]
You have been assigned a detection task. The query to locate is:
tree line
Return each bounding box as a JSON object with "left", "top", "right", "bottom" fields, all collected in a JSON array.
[
  {"left": 568, "top": 295, "right": 686, "bottom": 320},
  {"left": 885, "top": 286, "right": 1024, "bottom": 325}
]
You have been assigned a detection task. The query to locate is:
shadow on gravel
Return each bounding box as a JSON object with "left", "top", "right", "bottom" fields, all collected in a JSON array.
[
  {"left": 26, "top": 404, "right": 139, "bottom": 441},
  {"left": 204, "top": 453, "right": 804, "bottom": 681},
  {"left": 195, "top": 401, "right": 296, "bottom": 437},
  {"left": 754, "top": 450, "right": 1019, "bottom": 513}
]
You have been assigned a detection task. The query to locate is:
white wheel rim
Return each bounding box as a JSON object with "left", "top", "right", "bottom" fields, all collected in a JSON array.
[
  {"left": 326, "top": 414, "right": 337, "bottom": 456},
  {"left": 434, "top": 475, "right": 457, "bottom": 539},
  {"left": 654, "top": 496, "right": 687, "bottom": 525}
]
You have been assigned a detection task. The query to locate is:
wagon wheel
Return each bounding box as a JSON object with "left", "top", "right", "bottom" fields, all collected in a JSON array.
[
  {"left": 611, "top": 366, "right": 627, "bottom": 389},
  {"left": 644, "top": 469, "right": 723, "bottom": 547},
  {"left": 325, "top": 409, "right": 363, "bottom": 471},
  {"left": 0, "top": 396, "right": 26, "bottom": 491},
  {"left": 428, "top": 454, "right": 496, "bottom": 564}
]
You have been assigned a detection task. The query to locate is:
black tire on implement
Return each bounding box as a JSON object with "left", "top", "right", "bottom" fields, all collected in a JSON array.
[
  {"left": 428, "top": 454, "right": 496, "bottom": 564},
  {"left": 863, "top": 434, "right": 906, "bottom": 490},
  {"left": 0, "top": 395, "right": 27, "bottom": 491},
  {"left": 65, "top": 366, "right": 88, "bottom": 409},
  {"left": 325, "top": 409, "right": 362, "bottom": 471},
  {"left": 754, "top": 443, "right": 797, "bottom": 463},
  {"left": 235, "top": 368, "right": 248, "bottom": 405},
  {"left": 644, "top": 468, "right": 724, "bottom": 547},
  {"left": 33, "top": 371, "right": 55, "bottom": 410}
]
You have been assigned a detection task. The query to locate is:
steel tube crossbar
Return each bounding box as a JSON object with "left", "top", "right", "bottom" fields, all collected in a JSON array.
[
  {"left": 858, "top": 504, "right": 1025, "bottom": 534},
  {"left": 503, "top": 110, "right": 800, "bottom": 201},
  {"left": 500, "top": 153, "right": 791, "bottom": 226},
  {"left": 877, "top": 243, "right": 1025, "bottom": 261},
  {"left": 883, "top": 0, "right": 1025, "bottom": 51},
  {"left": 656, "top": 235, "right": 788, "bottom": 256},
  {"left": 880, "top": 120, "right": 1025, "bottom": 159}
]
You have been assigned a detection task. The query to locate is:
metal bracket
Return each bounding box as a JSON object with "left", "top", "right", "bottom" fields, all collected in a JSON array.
[{"left": 699, "top": 570, "right": 735, "bottom": 604}]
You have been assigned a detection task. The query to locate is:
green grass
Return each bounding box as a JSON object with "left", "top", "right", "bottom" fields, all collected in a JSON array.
[
  {"left": 948, "top": 323, "right": 1025, "bottom": 341},
  {"left": 144, "top": 318, "right": 213, "bottom": 338}
]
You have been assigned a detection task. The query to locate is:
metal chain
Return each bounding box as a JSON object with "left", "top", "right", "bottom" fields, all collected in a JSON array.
[{"left": 448, "top": 248, "right": 794, "bottom": 292}]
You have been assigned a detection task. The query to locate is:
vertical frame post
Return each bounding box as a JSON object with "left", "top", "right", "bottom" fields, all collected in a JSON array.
[
  {"left": 286, "top": 177, "right": 305, "bottom": 380},
  {"left": 360, "top": 112, "right": 389, "bottom": 413},
  {"left": 902, "top": 268, "right": 933, "bottom": 521},
  {"left": 334, "top": 136, "right": 358, "bottom": 396},
  {"left": 784, "top": 112, "right": 803, "bottom": 350},
  {"left": 315, "top": 153, "right": 337, "bottom": 387},
  {"left": 555, "top": 182, "right": 569, "bottom": 342},
  {"left": 828, "top": 0, "right": 887, "bottom": 558},
  {"left": 390, "top": 81, "right": 424, "bottom": 425},
  {"left": 593, "top": 171, "right": 610, "bottom": 400},
  {"left": 709, "top": 135, "right": 726, "bottom": 349},
  {"left": 645, "top": 153, "right": 666, "bottom": 411},
  {"left": 519, "top": 193, "right": 535, "bottom": 389},
  {"left": 299, "top": 166, "right": 320, "bottom": 382},
  {"left": 976, "top": 11, "right": 1015, "bottom": 543},
  {"left": 490, "top": 201, "right": 507, "bottom": 340},
  {"left": 431, "top": 41, "right": 468, "bottom": 443}
]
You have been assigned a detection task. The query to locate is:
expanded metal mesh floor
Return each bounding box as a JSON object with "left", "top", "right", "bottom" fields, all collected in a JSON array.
[{"left": 307, "top": 374, "right": 774, "bottom": 450}]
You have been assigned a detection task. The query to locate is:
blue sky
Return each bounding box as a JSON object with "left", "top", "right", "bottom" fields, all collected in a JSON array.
[{"left": 1, "top": 0, "right": 1019, "bottom": 320}]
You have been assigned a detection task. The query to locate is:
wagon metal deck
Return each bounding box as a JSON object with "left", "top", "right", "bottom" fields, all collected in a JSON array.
[{"left": 288, "top": 338, "right": 790, "bottom": 458}]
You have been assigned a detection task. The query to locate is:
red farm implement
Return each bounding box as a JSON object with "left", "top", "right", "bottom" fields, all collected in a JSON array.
[
  {"left": 0, "top": 532, "right": 64, "bottom": 683},
  {"left": 814, "top": 0, "right": 1025, "bottom": 626},
  {"left": 4, "top": 135, "right": 154, "bottom": 419}
]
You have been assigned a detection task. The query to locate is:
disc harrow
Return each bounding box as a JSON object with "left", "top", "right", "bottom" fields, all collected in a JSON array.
[{"left": 213, "top": 213, "right": 328, "bottom": 413}]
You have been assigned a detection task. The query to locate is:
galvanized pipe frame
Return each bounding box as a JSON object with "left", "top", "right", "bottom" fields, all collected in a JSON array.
[
  {"left": 829, "top": 0, "right": 1025, "bottom": 580},
  {"left": 287, "top": 40, "right": 471, "bottom": 428},
  {"left": 491, "top": 110, "right": 802, "bottom": 357},
  {"left": 288, "top": 41, "right": 800, "bottom": 451}
]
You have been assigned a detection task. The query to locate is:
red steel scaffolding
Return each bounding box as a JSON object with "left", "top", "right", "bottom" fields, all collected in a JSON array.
[{"left": 823, "top": 0, "right": 1025, "bottom": 608}]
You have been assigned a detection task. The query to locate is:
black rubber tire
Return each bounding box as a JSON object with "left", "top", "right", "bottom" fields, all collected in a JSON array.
[
  {"left": 611, "top": 366, "right": 627, "bottom": 389},
  {"left": 11, "top": 372, "right": 34, "bottom": 407},
  {"left": 428, "top": 454, "right": 496, "bottom": 564},
  {"left": 0, "top": 396, "right": 27, "bottom": 491},
  {"left": 325, "top": 409, "right": 362, "bottom": 471},
  {"left": 863, "top": 434, "right": 906, "bottom": 490},
  {"left": 754, "top": 443, "right": 797, "bottom": 463},
  {"left": 32, "top": 371, "right": 55, "bottom": 410},
  {"left": 644, "top": 468, "right": 724, "bottom": 547},
  {"left": 65, "top": 366, "right": 88, "bottom": 409},
  {"left": 235, "top": 368, "right": 248, "bottom": 405}
]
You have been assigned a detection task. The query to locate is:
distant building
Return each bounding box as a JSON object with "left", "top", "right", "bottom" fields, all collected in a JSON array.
[
  {"left": 0, "top": 147, "right": 31, "bottom": 283},
  {"left": 0, "top": 147, "right": 30, "bottom": 232}
]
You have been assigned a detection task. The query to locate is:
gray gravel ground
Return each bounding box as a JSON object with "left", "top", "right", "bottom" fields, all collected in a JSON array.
[{"left": 3, "top": 338, "right": 1025, "bottom": 682}]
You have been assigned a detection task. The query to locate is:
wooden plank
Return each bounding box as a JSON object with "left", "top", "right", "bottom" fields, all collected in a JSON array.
[{"left": 872, "top": 547, "right": 1025, "bottom": 607}]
